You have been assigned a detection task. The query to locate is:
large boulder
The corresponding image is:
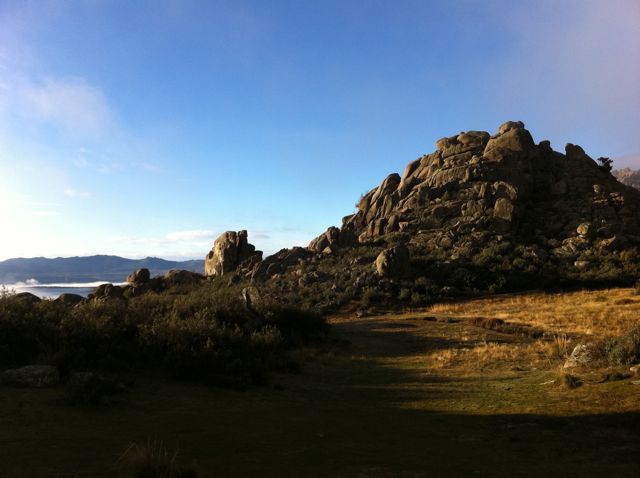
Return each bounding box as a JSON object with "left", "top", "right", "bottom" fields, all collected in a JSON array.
[
  {"left": 88, "top": 283, "right": 123, "bottom": 301},
  {"left": 251, "top": 247, "right": 312, "bottom": 281},
  {"left": 163, "top": 269, "right": 203, "bottom": 287},
  {"left": 375, "top": 244, "right": 411, "bottom": 278},
  {"left": 15, "top": 292, "right": 41, "bottom": 304},
  {"left": 205, "top": 230, "right": 263, "bottom": 277},
  {"left": 127, "top": 268, "right": 150, "bottom": 284},
  {"left": 54, "top": 293, "right": 84, "bottom": 306},
  {"left": 308, "top": 226, "right": 357, "bottom": 252},
  {"left": 1, "top": 365, "right": 60, "bottom": 387}
]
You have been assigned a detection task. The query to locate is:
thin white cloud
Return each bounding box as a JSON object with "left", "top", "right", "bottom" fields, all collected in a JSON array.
[
  {"left": 63, "top": 188, "right": 92, "bottom": 198},
  {"left": 0, "top": 70, "right": 115, "bottom": 136},
  {"left": 19, "top": 77, "right": 113, "bottom": 133}
]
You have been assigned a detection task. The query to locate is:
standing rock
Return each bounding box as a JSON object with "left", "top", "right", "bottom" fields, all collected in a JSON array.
[
  {"left": 375, "top": 244, "right": 411, "bottom": 278},
  {"left": 205, "top": 230, "right": 263, "bottom": 277},
  {"left": 563, "top": 344, "right": 595, "bottom": 369}
]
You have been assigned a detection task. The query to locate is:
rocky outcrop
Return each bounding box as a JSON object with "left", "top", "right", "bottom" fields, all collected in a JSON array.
[
  {"left": 88, "top": 283, "right": 123, "bottom": 301},
  {"left": 251, "top": 247, "right": 312, "bottom": 281},
  {"left": 614, "top": 168, "right": 640, "bottom": 190},
  {"left": 205, "top": 230, "right": 263, "bottom": 277},
  {"left": 203, "top": 121, "right": 640, "bottom": 301},
  {"left": 162, "top": 269, "right": 203, "bottom": 286},
  {"left": 308, "top": 226, "right": 356, "bottom": 253},
  {"left": 326, "top": 120, "right": 640, "bottom": 262}
]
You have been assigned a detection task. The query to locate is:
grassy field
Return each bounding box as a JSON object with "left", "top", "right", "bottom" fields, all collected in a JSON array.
[{"left": 1, "top": 288, "right": 640, "bottom": 477}]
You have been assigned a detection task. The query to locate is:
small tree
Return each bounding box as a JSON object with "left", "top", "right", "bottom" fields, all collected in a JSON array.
[{"left": 596, "top": 156, "right": 613, "bottom": 172}]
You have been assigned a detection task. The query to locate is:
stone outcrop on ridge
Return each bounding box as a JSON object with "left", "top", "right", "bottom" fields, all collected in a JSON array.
[{"left": 205, "top": 230, "right": 263, "bottom": 277}]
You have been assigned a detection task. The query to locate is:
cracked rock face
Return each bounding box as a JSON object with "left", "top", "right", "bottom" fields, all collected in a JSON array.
[{"left": 205, "top": 230, "right": 263, "bottom": 277}]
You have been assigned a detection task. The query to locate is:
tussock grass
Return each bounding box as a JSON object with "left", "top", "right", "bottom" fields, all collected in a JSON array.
[
  {"left": 117, "top": 440, "right": 198, "bottom": 478},
  {"left": 557, "top": 372, "right": 581, "bottom": 390}
]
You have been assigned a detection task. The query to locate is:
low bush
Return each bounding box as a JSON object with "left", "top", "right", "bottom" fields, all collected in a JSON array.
[{"left": 604, "top": 325, "right": 640, "bottom": 365}]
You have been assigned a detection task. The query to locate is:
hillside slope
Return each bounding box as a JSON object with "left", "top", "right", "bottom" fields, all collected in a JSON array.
[{"left": 206, "top": 120, "right": 640, "bottom": 307}]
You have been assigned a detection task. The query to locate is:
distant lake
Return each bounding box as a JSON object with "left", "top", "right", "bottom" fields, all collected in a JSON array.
[{"left": 1, "top": 280, "right": 123, "bottom": 299}]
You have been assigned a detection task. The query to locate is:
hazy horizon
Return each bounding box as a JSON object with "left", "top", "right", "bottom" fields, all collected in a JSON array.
[{"left": 1, "top": 0, "right": 639, "bottom": 262}]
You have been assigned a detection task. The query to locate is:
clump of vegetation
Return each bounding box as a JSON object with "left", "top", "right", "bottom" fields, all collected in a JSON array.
[
  {"left": 557, "top": 372, "right": 582, "bottom": 390},
  {"left": 603, "top": 324, "right": 640, "bottom": 365},
  {"left": 0, "top": 282, "right": 327, "bottom": 387},
  {"left": 469, "top": 316, "right": 544, "bottom": 338},
  {"left": 546, "top": 334, "right": 571, "bottom": 360},
  {"left": 117, "top": 440, "right": 198, "bottom": 478}
]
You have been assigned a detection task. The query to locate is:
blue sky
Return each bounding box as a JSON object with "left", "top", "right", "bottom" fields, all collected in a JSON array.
[{"left": 1, "top": 0, "right": 639, "bottom": 261}]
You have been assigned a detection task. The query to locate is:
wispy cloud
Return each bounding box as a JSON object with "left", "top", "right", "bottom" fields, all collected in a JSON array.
[
  {"left": 17, "top": 76, "right": 114, "bottom": 134},
  {"left": 63, "top": 188, "right": 92, "bottom": 198}
]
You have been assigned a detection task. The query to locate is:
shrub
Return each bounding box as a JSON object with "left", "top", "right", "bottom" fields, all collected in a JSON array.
[
  {"left": 558, "top": 372, "right": 581, "bottom": 390},
  {"left": 0, "top": 281, "right": 327, "bottom": 387},
  {"left": 361, "top": 288, "right": 383, "bottom": 308},
  {"left": 605, "top": 325, "right": 640, "bottom": 365},
  {"left": 0, "top": 296, "right": 60, "bottom": 365}
]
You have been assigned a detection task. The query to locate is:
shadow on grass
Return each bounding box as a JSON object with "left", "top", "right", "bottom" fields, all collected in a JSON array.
[{"left": 1, "top": 315, "right": 639, "bottom": 477}]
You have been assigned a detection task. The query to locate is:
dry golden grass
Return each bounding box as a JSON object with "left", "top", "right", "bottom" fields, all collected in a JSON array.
[{"left": 426, "top": 288, "right": 640, "bottom": 338}]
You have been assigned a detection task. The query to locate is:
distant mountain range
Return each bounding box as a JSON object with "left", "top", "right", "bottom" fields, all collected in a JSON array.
[{"left": 0, "top": 255, "right": 204, "bottom": 284}]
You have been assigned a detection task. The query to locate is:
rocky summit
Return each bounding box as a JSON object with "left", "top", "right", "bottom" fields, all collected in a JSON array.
[
  {"left": 316, "top": 120, "right": 640, "bottom": 255},
  {"left": 201, "top": 120, "right": 640, "bottom": 304}
]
